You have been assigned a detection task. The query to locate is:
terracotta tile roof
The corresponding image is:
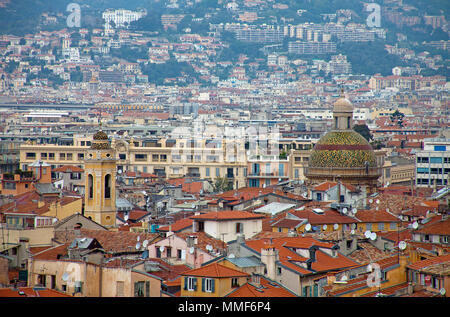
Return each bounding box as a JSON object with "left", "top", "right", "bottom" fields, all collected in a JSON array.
[
  {"left": 361, "top": 282, "right": 409, "bottom": 297},
  {"left": 176, "top": 231, "right": 227, "bottom": 253},
  {"left": 143, "top": 258, "right": 191, "bottom": 282},
  {"left": 0, "top": 287, "right": 72, "bottom": 297},
  {"left": 54, "top": 229, "right": 161, "bottom": 253},
  {"left": 407, "top": 254, "right": 450, "bottom": 272},
  {"left": 167, "top": 178, "right": 204, "bottom": 194},
  {"left": 226, "top": 276, "right": 297, "bottom": 297},
  {"left": 354, "top": 208, "right": 399, "bottom": 223},
  {"left": 190, "top": 210, "right": 265, "bottom": 221},
  {"left": 216, "top": 187, "right": 307, "bottom": 203},
  {"left": 182, "top": 262, "right": 249, "bottom": 278},
  {"left": 31, "top": 244, "right": 69, "bottom": 261},
  {"left": 52, "top": 165, "right": 84, "bottom": 173},
  {"left": 347, "top": 242, "right": 396, "bottom": 265},
  {"left": 245, "top": 237, "right": 358, "bottom": 275},
  {"left": 271, "top": 218, "right": 302, "bottom": 229},
  {"left": 414, "top": 217, "right": 450, "bottom": 236},
  {"left": 313, "top": 182, "right": 357, "bottom": 192},
  {"left": 290, "top": 207, "right": 357, "bottom": 225},
  {"left": 0, "top": 190, "right": 81, "bottom": 216},
  {"left": 158, "top": 217, "right": 193, "bottom": 232}
]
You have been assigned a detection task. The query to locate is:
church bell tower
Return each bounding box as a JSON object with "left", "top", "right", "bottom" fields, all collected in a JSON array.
[{"left": 83, "top": 128, "right": 117, "bottom": 227}]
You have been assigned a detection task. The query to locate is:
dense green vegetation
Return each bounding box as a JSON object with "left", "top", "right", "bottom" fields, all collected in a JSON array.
[{"left": 338, "top": 41, "right": 408, "bottom": 76}]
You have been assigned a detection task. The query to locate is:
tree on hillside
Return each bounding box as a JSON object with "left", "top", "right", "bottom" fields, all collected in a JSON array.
[{"left": 353, "top": 124, "right": 373, "bottom": 142}]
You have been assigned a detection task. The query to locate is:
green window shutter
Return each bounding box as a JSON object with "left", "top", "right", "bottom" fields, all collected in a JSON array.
[
  {"left": 193, "top": 277, "right": 197, "bottom": 291},
  {"left": 183, "top": 277, "right": 188, "bottom": 290},
  {"left": 134, "top": 282, "right": 139, "bottom": 297},
  {"left": 313, "top": 284, "right": 318, "bottom": 297},
  {"left": 211, "top": 279, "right": 215, "bottom": 293},
  {"left": 202, "top": 278, "right": 205, "bottom": 292},
  {"left": 302, "top": 286, "right": 307, "bottom": 297},
  {"left": 145, "top": 281, "right": 150, "bottom": 297}
]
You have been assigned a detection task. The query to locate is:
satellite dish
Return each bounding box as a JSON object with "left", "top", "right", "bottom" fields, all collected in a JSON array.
[
  {"left": 376, "top": 199, "right": 380, "bottom": 204},
  {"left": 412, "top": 221, "right": 419, "bottom": 229},
  {"left": 370, "top": 232, "right": 377, "bottom": 241},
  {"left": 118, "top": 170, "right": 122, "bottom": 174},
  {"left": 333, "top": 224, "right": 339, "bottom": 230},
  {"left": 305, "top": 223, "right": 312, "bottom": 231},
  {"left": 351, "top": 229, "right": 355, "bottom": 235},
  {"left": 322, "top": 224, "right": 327, "bottom": 230},
  {"left": 159, "top": 246, "right": 165, "bottom": 252},
  {"left": 124, "top": 214, "right": 129, "bottom": 221},
  {"left": 398, "top": 241, "right": 407, "bottom": 250},
  {"left": 342, "top": 207, "right": 348, "bottom": 214},
  {"left": 386, "top": 208, "right": 390, "bottom": 213},
  {"left": 62, "top": 272, "right": 69, "bottom": 281},
  {"left": 137, "top": 236, "right": 140, "bottom": 242},
  {"left": 228, "top": 253, "right": 235, "bottom": 259},
  {"left": 189, "top": 247, "right": 195, "bottom": 254},
  {"left": 369, "top": 199, "right": 373, "bottom": 204},
  {"left": 143, "top": 240, "right": 149, "bottom": 248},
  {"left": 136, "top": 242, "right": 141, "bottom": 250},
  {"left": 365, "top": 230, "right": 372, "bottom": 239},
  {"left": 351, "top": 223, "right": 356, "bottom": 230},
  {"left": 440, "top": 288, "right": 446, "bottom": 296},
  {"left": 206, "top": 244, "right": 213, "bottom": 251},
  {"left": 352, "top": 208, "right": 357, "bottom": 215},
  {"left": 341, "top": 275, "right": 348, "bottom": 282}
]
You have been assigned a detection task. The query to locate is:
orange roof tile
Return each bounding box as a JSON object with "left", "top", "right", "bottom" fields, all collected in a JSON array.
[
  {"left": 190, "top": 211, "right": 265, "bottom": 221},
  {"left": 158, "top": 217, "right": 193, "bottom": 232},
  {"left": 182, "top": 262, "right": 249, "bottom": 278},
  {"left": 0, "top": 287, "right": 72, "bottom": 297},
  {"left": 407, "top": 254, "right": 450, "bottom": 271},
  {"left": 226, "top": 277, "right": 296, "bottom": 297}
]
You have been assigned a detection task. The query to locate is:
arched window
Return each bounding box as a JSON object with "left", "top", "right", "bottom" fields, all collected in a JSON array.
[
  {"left": 88, "top": 174, "right": 93, "bottom": 199},
  {"left": 105, "top": 174, "right": 111, "bottom": 199}
]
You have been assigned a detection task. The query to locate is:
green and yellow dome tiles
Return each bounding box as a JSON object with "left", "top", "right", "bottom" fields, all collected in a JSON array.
[{"left": 309, "top": 131, "right": 377, "bottom": 168}]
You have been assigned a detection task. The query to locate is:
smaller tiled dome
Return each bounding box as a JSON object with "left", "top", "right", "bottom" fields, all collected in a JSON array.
[
  {"left": 93, "top": 130, "right": 108, "bottom": 140},
  {"left": 333, "top": 97, "right": 353, "bottom": 113}
]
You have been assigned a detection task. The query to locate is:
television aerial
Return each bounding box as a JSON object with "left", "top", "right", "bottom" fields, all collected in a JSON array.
[
  {"left": 305, "top": 223, "right": 312, "bottom": 231},
  {"left": 398, "top": 241, "right": 407, "bottom": 250}
]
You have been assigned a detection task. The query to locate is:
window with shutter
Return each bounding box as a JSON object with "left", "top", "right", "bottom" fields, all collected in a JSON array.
[{"left": 145, "top": 281, "right": 150, "bottom": 297}]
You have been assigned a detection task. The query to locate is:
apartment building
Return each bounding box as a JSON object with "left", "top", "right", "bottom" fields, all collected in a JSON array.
[{"left": 415, "top": 138, "right": 450, "bottom": 187}]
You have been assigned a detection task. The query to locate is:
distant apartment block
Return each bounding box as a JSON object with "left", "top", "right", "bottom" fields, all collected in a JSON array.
[
  {"left": 288, "top": 41, "right": 337, "bottom": 55},
  {"left": 234, "top": 28, "right": 284, "bottom": 43},
  {"left": 102, "top": 9, "right": 146, "bottom": 29}
]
